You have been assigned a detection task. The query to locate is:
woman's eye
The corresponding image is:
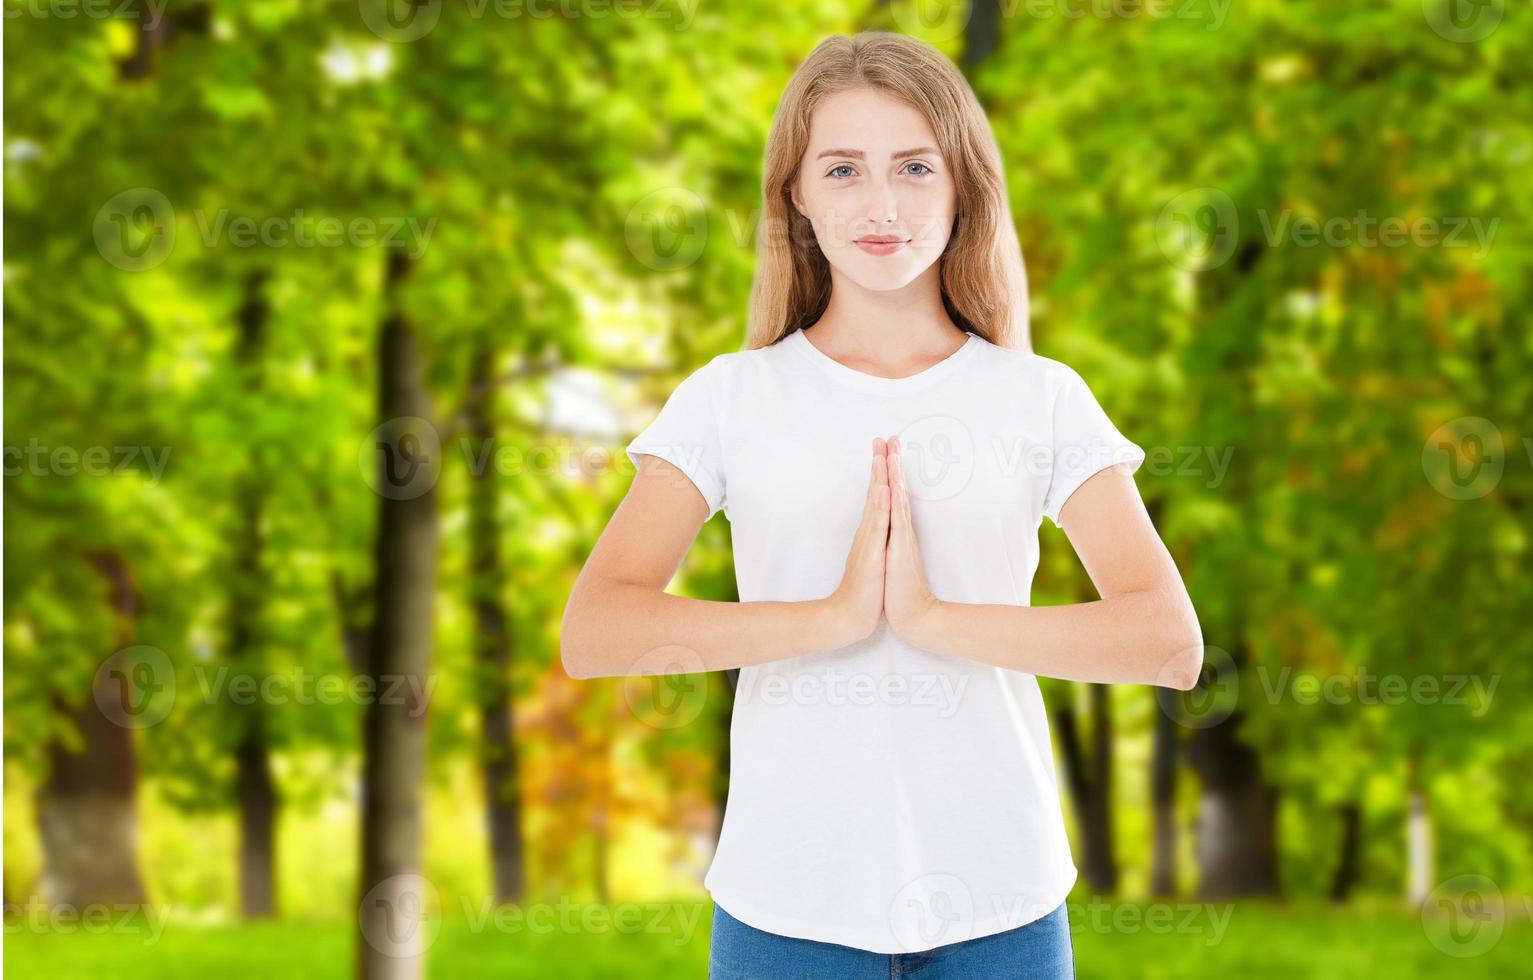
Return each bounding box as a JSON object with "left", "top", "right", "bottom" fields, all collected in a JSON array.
[{"left": 826, "top": 162, "right": 934, "bottom": 179}]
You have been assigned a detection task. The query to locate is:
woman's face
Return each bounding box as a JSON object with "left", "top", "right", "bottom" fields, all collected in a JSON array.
[{"left": 790, "top": 87, "right": 956, "bottom": 292}]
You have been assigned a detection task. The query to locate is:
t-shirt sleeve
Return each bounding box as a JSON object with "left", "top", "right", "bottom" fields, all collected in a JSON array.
[
  {"left": 1040, "top": 363, "right": 1145, "bottom": 529},
  {"left": 625, "top": 360, "right": 727, "bottom": 520}
]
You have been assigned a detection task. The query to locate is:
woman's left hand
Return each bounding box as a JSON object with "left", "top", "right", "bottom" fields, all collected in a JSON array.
[{"left": 884, "top": 435, "right": 944, "bottom": 645}]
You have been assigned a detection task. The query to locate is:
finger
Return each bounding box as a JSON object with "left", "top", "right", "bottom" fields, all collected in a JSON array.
[
  {"left": 891, "top": 449, "right": 912, "bottom": 537},
  {"left": 883, "top": 453, "right": 895, "bottom": 552},
  {"left": 858, "top": 449, "right": 888, "bottom": 546},
  {"left": 862, "top": 452, "right": 880, "bottom": 511},
  {"left": 883, "top": 466, "right": 895, "bottom": 536}
]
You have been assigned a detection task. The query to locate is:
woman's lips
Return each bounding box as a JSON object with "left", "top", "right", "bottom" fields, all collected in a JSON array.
[{"left": 854, "top": 238, "right": 909, "bottom": 256}]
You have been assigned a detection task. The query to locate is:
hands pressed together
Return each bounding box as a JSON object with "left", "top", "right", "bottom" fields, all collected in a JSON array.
[{"left": 826, "top": 436, "right": 945, "bottom": 649}]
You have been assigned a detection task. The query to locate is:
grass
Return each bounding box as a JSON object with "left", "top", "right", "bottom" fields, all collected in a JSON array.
[{"left": 5, "top": 897, "right": 1529, "bottom": 979}]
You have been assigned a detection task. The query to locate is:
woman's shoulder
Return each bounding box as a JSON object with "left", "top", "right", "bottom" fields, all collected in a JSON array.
[
  {"left": 967, "top": 334, "right": 1076, "bottom": 390},
  {"left": 700, "top": 333, "right": 798, "bottom": 381}
]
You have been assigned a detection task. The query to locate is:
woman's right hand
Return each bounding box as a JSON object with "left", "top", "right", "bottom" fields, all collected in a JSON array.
[{"left": 824, "top": 438, "right": 890, "bottom": 647}]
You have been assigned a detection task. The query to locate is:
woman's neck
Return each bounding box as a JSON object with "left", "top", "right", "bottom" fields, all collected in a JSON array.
[{"left": 802, "top": 267, "right": 968, "bottom": 371}]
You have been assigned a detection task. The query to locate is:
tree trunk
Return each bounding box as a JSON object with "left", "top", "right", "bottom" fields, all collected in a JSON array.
[
  {"left": 1187, "top": 701, "right": 1282, "bottom": 898},
  {"left": 1328, "top": 801, "right": 1362, "bottom": 903},
  {"left": 235, "top": 717, "right": 277, "bottom": 917},
  {"left": 961, "top": 0, "right": 1003, "bottom": 71},
  {"left": 1405, "top": 741, "right": 1432, "bottom": 906},
  {"left": 232, "top": 270, "right": 277, "bottom": 919},
  {"left": 466, "top": 342, "right": 526, "bottom": 904},
  {"left": 1053, "top": 685, "right": 1118, "bottom": 894},
  {"left": 1149, "top": 692, "right": 1180, "bottom": 897},
  {"left": 357, "top": 251, "right": 439, "bottom": 980},
  {"left": 35, "top": 551, "right": 148, "bottom": 908}
]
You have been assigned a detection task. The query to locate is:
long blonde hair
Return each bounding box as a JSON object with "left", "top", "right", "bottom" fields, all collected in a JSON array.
[{"left": 745, "top": 31, "right": 1031, "bottom": 352}]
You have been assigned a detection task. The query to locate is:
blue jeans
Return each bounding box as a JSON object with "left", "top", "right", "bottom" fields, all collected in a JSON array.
[{"left": 708, "top": 900, "right": 1075, "bottom": 979}]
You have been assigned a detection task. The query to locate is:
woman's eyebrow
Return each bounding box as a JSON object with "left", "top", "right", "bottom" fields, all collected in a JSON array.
[{"left": 814, "top": 146, "right": 941, "bottom": 161}]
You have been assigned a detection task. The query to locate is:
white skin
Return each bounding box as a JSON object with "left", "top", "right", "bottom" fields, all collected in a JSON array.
[{"left": 562, "top": 87, "right": 1203, "bottom": 689}]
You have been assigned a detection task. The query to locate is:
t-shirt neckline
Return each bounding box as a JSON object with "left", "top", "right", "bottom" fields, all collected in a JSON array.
[{"left": 785, "top": 328, "right": 982, "bottom": 393}]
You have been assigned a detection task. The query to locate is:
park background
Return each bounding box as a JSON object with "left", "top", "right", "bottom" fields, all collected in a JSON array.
[{"left": 4, "top": 1, "right": 1532, "bottom": 977}]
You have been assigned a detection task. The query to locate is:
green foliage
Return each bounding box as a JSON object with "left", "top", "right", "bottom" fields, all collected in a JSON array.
[{"left": 4, "top": 0, "right": 1530, "bottom": 948}]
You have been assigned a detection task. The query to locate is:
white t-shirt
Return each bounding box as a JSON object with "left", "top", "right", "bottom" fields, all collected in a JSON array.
[{"left": 624, "top": 328, "right": 1145, "bottom": 954}]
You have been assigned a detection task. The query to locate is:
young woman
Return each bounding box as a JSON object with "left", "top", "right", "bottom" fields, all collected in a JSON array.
[{"left": 562, "top": 31, "right": 1203, "bottom": 980}]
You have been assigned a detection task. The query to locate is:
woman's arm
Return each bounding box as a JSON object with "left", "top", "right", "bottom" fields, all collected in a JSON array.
[
  {"left": 560, "top": 449, "right": 889, "bottom": 679},
  {"left": 889, "top": 452, "right": 1204, "bottom": 690}
]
